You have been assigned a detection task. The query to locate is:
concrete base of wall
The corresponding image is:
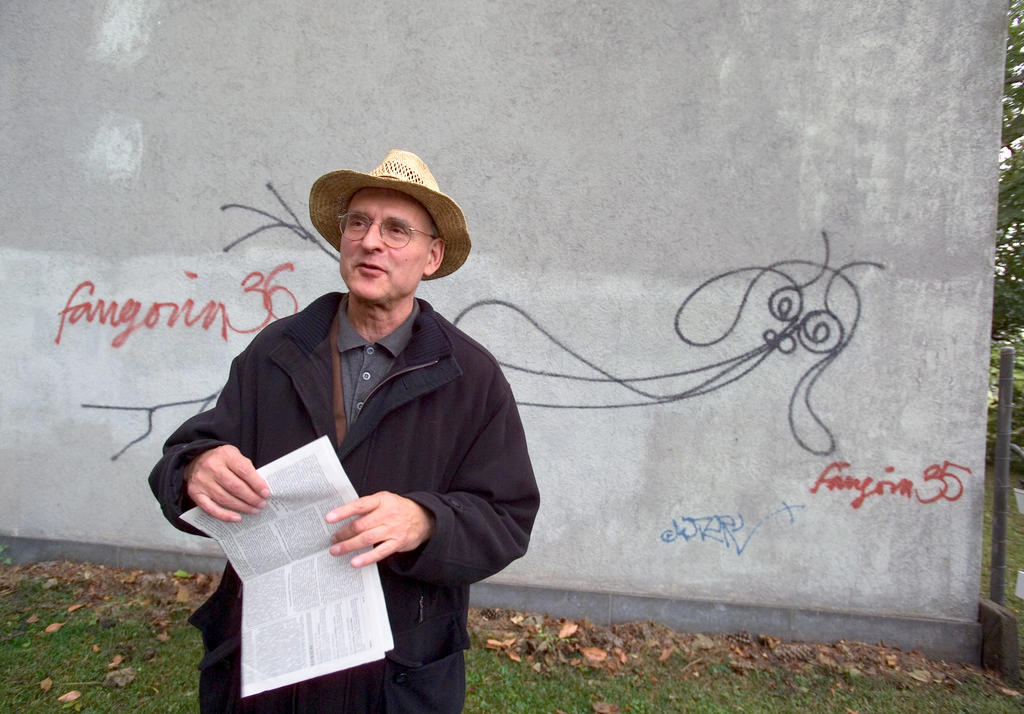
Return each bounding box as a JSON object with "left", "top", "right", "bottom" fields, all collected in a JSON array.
[
  {"left": 472, "top": 582, "right": 981, "bottom": 665},
  {"left": 979, "top": 598, "right": 1020, "bottom": 683},
  {"left": 2, "top": 535, "right": 227, "bottom": 575},
  {"left": 2, "top": 536, "right": 982, "bottom": 665}
]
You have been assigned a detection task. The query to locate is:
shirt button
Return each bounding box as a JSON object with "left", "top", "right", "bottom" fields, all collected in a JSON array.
[
  {"left": 361, "top": 371, "right": 371, "bottom": 381},
  {"left": 366, "top": 346, "right": 375, "bottom": 355},
  {"left": 356, "top": 402, "right": 364, "bottom": 411}
]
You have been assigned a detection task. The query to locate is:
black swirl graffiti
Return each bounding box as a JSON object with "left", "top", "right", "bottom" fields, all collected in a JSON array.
[
  {"left": 82, "top": 393, "right": 218, "bottom": 461},
  {"left": 81, "top": 182, "right": 882, "bottom": 460},
  {"left": 220, "top": 182, "right": 338, "bottom": 261},
  {"left": 453, "top": 231, "right": 883, "bottom": 455}
]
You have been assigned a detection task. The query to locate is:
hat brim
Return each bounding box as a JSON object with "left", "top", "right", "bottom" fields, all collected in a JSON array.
[{"left": 309, "top": 170, "right": 470, "bottom": 280}]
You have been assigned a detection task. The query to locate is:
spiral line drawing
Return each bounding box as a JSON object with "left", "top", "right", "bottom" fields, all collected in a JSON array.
[
  {"left": 455, "top": 232, "right": 884, "bottom": 455},
  {"left": 82, "top": 184, "right": 882, "bottom": 460}
]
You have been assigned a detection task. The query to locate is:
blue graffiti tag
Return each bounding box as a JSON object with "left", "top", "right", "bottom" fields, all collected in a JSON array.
[{"left": 660, "top": 501, "right": 805, "bottom": 555}]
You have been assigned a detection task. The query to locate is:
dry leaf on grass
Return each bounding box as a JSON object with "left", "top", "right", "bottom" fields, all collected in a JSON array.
[
  {"left": 816, "top": 652, "right": 837, "bottom": 668},
  {"left": 39, "top": 677, "right": 52, "bottom": 691},
  {"left": 156, "top": 631, "right": 170, "bottom": 642},
  {"left": 103, "top": 667, "right": 137, "bottom": 688},
  {"left": 44, "top": 622, "right": 65, "bottom": 633},
  {"left": 691, "top": 633, "right": 716, "bottom": 650},
  {"left": 57, "top": 690, "right": 81, "bottom": 703},
  {"left": 559, "top": 621, "right": 579, "bottom": 639},
  {"left": 592, "top": 702, "right": 621, "bottom": 713},
  {"left": 909, "top": 669, "right": 932, "bottom": 683},
  {"left": 26, "top": 614, "right": 39, "bottom": 623},
  {"left": 66, "top": 603, "right": 84, "bottom": 613},
  {"left": 484, "top": 637, "right": 521, "bottom": 662},
  {"left": 108, "top": 654, "right": 124, "bottom": 669},
  {"left": 581, "top": 647, "right": 608, "bottom": 663}
]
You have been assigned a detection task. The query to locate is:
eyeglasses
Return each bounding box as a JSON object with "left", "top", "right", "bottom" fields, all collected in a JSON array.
[{"left": 337, "top": 212, "right": 437, "bottom": 249}]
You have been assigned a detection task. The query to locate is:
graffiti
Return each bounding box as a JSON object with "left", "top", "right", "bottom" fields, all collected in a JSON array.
[
  {"left": 809, "top": 460, "right": 968, "bottom": 509},
  {"left": 77, "top": 182, "right": 333, "bottom": 458},
  {"left": 221, "top": 182, "right": 337, "bottom": 260},
  {"left": 454, "top": 232, "right": 884, "bottom": 456},
  {"left": 76, "top": 187, "right": 881, "bottom": 462},
  {"left": 74, "top": 183, "right": 330, "bottom": 459},
  {"left": 56, "top": 264, "right": 298, "bottom": 348},
  {"left": 83, "top": 392, "right": 219, "bottom": 461},
  {"left": 58, "top": 181, "right": 318, "bottom": 351},
  {"left": 659, "top": 501, "right": 805, "bottom": 555}
]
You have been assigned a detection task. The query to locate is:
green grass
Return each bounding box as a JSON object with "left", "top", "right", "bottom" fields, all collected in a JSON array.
[
  {"left": 1, "top": 568, "right": 1020, "bottom": 714},
  {"left": 464, "top": 650, "right": 1019, "bottom": 713},
  {"left": 2, "top": 468, "right": 1023, "bottom": 713},
  {"left": 0, "top": 574, "right": 200, "bottom": 712}
]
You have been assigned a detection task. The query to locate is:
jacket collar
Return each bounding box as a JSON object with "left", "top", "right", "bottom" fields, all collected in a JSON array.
[
  {"left": 273, "top": 292, "right": 460, "bottom": 457},
  {"left": 282, "top": 292, "right": 452, "bottom": 363},
  {"left": 281, "top": 292, "right": 342, "bottom": 354}
]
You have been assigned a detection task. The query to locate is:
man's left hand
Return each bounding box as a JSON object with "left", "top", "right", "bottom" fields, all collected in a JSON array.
[{"left": 326, "top": 491, "right": 435, "bottom": 568}]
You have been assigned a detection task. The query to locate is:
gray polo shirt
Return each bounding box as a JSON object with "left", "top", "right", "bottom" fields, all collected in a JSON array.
[{"left": 336, "top": 295, "right": 419, "bottom": 423}]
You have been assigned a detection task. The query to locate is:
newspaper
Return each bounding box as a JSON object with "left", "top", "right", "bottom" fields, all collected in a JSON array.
[{"left": 181, "top": 435, "right": 393, "bottom": 698}]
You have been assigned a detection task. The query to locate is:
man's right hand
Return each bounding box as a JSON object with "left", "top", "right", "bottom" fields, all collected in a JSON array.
[{"left": 185, "top": 445, "right": 270, "bottom": 522}]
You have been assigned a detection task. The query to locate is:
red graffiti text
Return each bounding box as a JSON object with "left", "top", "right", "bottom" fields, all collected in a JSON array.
[
  {"left": 55, "top": 263, "right": 298, "bottom": 348},
  {"left": 809, "top": 460, "right": 968, "bottom": 510}
]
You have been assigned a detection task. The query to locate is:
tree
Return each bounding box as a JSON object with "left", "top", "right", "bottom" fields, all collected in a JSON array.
[{"left": 994, "top": 0, "right": 1024, "bottom": 343}]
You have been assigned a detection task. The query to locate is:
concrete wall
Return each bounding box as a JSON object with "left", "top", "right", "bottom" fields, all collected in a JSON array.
[{"left": 0, "top": 0, "right": 1006, "bottom": 662}]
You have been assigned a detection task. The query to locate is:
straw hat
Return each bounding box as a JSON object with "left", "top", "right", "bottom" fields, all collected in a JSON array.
[{"left": 309, "top": 149, "right": 470, "bottom": 279}]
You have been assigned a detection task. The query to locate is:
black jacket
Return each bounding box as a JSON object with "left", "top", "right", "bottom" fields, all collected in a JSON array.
[{"left": 149, "top": 293, "right": 540, "bottom": 712}]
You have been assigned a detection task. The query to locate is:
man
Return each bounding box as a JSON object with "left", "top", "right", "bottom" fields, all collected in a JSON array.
[{"left": 149, "top": 149, "right": 540, "bottom": 712}]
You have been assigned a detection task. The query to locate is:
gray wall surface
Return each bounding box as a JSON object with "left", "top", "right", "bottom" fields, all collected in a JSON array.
[{"left": 0, "top": 0, "right": 1007, "bottom": 661}]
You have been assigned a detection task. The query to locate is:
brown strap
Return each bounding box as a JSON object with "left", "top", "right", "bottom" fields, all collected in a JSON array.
[{"left": 329, "top": 313, "right": 347, "bottom": 445}]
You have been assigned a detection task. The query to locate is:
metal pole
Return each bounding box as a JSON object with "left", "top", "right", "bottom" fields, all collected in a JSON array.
[{"left": 990, "top": 346, "right": 1015, "bottom": 605}]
